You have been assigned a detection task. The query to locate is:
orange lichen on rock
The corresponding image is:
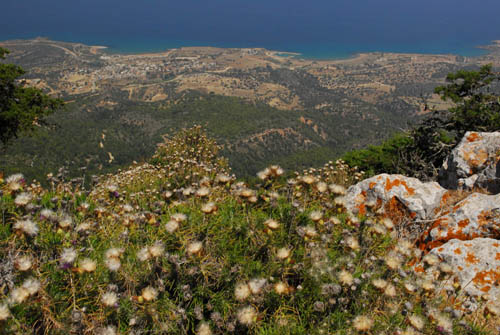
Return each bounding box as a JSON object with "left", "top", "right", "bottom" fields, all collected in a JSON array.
[
  {"left": 414, "top": 265, "right": 425, "bottom": 273},
  {"left": 496, "top": 252, "right": 500, "bottom": 261},
  {"left": 472, "top": 268, "right": 500, "bottom": 286},
  {"left": 466, "top": 132, "right": 481, "bottom": 142},
  {"left": 465, "top": 252, "right": 480, "bottom": 265},
  {"left": 368, "top": 182, "right": 376, "bottom": 189},
  {"left": 454, "top": 248, "right": 462, "bottom": 255},
  {"left": 384, "top": 178, "right": 415, "bottom": 195},
  {"left": 457, "top": 219, "right": 470, "bottom": 229}
]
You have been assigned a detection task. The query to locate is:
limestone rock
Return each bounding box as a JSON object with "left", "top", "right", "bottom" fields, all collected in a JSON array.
[
  {"left": 439, "top": 131, "right": 500, "bottom": 193},
  {"left": 420, "top": 193, "right": 500, "bottom": 250},
  {"left": 345, "top": 174, "right": 447, "bottom": 220},
  {"left": 428, "top": 238, "right": 500, "bottom": 302}
]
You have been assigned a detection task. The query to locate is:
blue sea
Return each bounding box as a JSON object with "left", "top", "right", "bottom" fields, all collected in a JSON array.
[{"left": 1, "top": 0, "right": 499, "bottom": 59}]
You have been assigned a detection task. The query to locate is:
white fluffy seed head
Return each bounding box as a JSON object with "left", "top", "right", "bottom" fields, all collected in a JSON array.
[
  {"left": 237, "top": 306, "right": 257, "bottom": 326},
  {"left": 372, "top": 278, "right": 388, "bottom": 290},
  {"left": 197, "top": 322, "right": 212, "bottom": 335},
  {"left": 409, "top": 314, "right": 425, "bottom": 331},
  {"left": 248, "top": 278, "right": 267, "bottom": 295},
  {"left": 105, "top": 257, "right": 121, "bottom": 271},
  {"left": 22, "top": 277, "right": 41, "bottom": 295},
  {"left": 149, "top": 242, "right": 164, "bottom": 257},
  {"left": 264, "top": 219, "right": 280, "bottom": 230},
  {"left": 60, "top": 248, "right": 77, "bottom": 265},
  {"left": 339, "top": 270, "right": 353, "bottom": 286},
  {"left": 14, "top": 192, "right": 32, "bottom": 206},
  {"left": 15, "top": 255, "right": 33, "bottom": 271},
  {"left": 235, "top": 282, "right": 251, "bottom": 301},
  {"left": 171, "top": 213, "right": 187, "bottom": 222},
  {"left": 101, "top": 292, "right": 118, "bottom": 307},
  {"left": 353, "top": 315, "right": 373, "bottom": 331},
  {"left": 187, "top": 241, "right": 203, "bottom": 255},
  {"left": 80, "top": 258, "right": 97, "bottom": 272},
  {"left": 165, "top": 220, "right": 180, "bottom": 233},
  {"left": 384, "top": 283, "right": 397, "bottom": 297},
  {"left": 346, "top": 236, "right": 360, "bottom": 251},
  {"left": 274, "top": 282, "right": 288, "bottom": 295},
  {"left": 276, "top": 247, "right": 291, "bottom": 260},
  {"left": 141, "top": 286, "right": 158, "bottom": 301},
  {"left": 309, "top": 210, "right": 323, "bottom": 222},
  {"left": 0, "top": 304, "right": 10, "bottom": 321},
  {"left": 10, "top": 287, "right": 30, "bottom": 304},
  {"left": 13, "top": 219, "right": 39, "bottom": 237},
  {"left": 137, "top": 247, "right": 151, "bottom": 262}
]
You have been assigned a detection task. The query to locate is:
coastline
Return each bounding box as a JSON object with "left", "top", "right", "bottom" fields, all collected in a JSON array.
[{"left": 1, "top": 35, "right": 497, "bottom": 62}]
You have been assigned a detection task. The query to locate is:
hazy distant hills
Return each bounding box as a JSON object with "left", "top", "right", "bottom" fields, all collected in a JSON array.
[{"left": 1, "top": 38, "right": 500, "bottom": 182}]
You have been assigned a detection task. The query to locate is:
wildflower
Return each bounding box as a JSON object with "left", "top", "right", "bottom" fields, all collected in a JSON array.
[
  {"left": 105, "top": 248, "right": 124, "bottom": 259},
  {"left": 102, "top": 292, "right": 118, "bottom": 307},
  {"left": 435, "top": 314, "right": 452, "bottom": 333},
  {"left": 187, "top": 241, "right": 203, "bottom": 255},
  {"left": 316, "top": 182, "right": 328, "bottom": 193},
  {"left": 439, "top": 263, "right": 453, "bottom": 274},
  {"left": 215, "top": 173, "right": 231, "bottom": 183},
  {"left": 264, "top": 219, "right": 280, "bottom": 230},
  {"left": 80, "top": 258, "right": 97, "bottom": 272},
  {"left": 338, "top": 270, "right": 353, "bottom": 286},
  {"left": 384, "top": 283, "right": 397, "bottom": 297},
  {"left": 165, "top": 220, "right": 180, "bottom": 233},
  {"left": 353, "top": 315, "right": 373, "bottom": 331},
  {"left": 105, "top": 257, "right": 121, "bottom": 271},
  {"left": 257, "top": 169, "right": 270, "bottom": 180},
  {"left": 15, "top": 255, "right": 33, "bottom": 271},
  {"left": 197, "top": 322, "right": 212, "bottom": 335},
  {"left": 201, "top": 202, "right": 217, "bottom": 214},
  {"left": 235, "top": 282, "right": 251, "bottom": 301},
  {"left": 385, "top": 253, "right": 402, "bottom": 270},
  {"left": 404, "top": 282, "right": 416, "bottom": 293},
  {"left": 329, "top": 184, "right": 346, "bottom": 195},
  {"left": 334, "top": 196, "right": 346, "bottom": 207},
  {"left": 276, "top": 247, "right": 291, "bottom": 260},
  {"left": 22, "top": 277, "right": 41, "bottom": 296},
  {"left": 137, "top": 247, "right": 151, "bottom": 261},
  {"left": 195, "top": 187, "right": 210, "bottom": 197},
  {"left": 329, "top": 217, "right": 341, "bottom": 225},
  {"left": 372, "top": 278, "right": 388, "bottom": 290},
  {"left": 301, "top": 175, "right": 316, "bottom": 185},
  {"left": 0, "top": 304, "right": 10, "bottom": 321},
  {"left": 10, "top": 287, "right": 30, "bottom": 304},
  {"left": 141, "top": 286, "right": 158, "bottom": 301},
  {"left": 423, "top": 254, "right": 439, "bottom": 266},
  {"left": 149, "top": 242, "right": 164, "bottom": 257},
  {"left": 372, "top": 224, "right": 387, "bottom": 235},
  {"left": 421, "top": 280, "right": 435, "bottom": 292},
  {"left": 237, "top": 306, "right": 257, "bottom": 326},
  {"left": 303, "top": 225, "right": 317, "bottom": 238},
  {"left": 309, "top": 210, "right": 323, "bottom": 222},
  {"left": 5, "top": 173, "right": 24, "bottom": 191},
  {"left": 13, "top": 219, "right": 39, "bottom": 237},
  {"left": 396, "top": 239, "right": 414, "bottom": 257},
  {"left": 382, "top": 218, "right": 394, "bottom": 230},
  {"left": 76, "top": 222, "right": 91, "bottom": 233},
  {"left": 409, "top": 315, "right": 425, "bottom": 331},
  {"left": 58, "top": 215, "right": 73, "bottom": 228},
  {"left": 60, "top": 248, "right": 77, "bottom": 266},
  {"left": 14, "top": 192, "right": 32, "bottom": 206},
  {"left": 40, "top": 209, "right": 55, "bottom": 220},
  {"left": 274, "top": 282, "right": 289, "bottom": 295},
  {"left": 346, "top": 236, "right": 360, "bottom": 251},
  {"left": 248, "top": 278, "right": 267, "bottom": 294},
  {"left": 99, "top": 325, "right": 117, "bottom": 335}
]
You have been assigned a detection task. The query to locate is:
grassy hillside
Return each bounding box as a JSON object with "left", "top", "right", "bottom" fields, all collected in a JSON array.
[{"left": 0, "top": 127, "right": 496, "bottom": 334}]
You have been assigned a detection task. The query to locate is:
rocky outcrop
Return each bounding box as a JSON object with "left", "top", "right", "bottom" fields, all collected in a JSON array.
[
  {"left": 428, "top": 238, "right": 500, "bottom": 302},
  {"left": 345, "top": 174, "right": 447, "bottom": 220},
  {"left": 420, "top": 193, "right": 500, "bottom": 250},
  {"left": 439, "top": 131, "right": 500, "bottom": 193}
]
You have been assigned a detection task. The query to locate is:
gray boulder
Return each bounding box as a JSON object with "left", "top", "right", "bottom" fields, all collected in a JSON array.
[
  {"left": 420, "top": 192, "right": 500, "bottom": 250},
  {"left": 428, "top": 238, "right": 500, "bottom": 302},
  {"left": 439, "top": 131, "right": 500, "bottom": 193},
  {"left": 345, "top": 174, "right": 447, "bottom": 220}
]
